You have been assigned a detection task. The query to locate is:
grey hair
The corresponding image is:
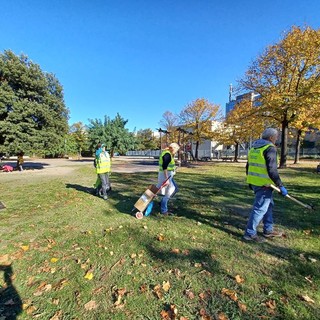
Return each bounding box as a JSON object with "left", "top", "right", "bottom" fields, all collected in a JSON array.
[{"left": 262, "top": 128, "right": 278, "bottom": 140}]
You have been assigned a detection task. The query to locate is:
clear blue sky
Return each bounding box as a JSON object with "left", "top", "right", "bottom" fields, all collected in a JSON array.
[{"left": 1, "top": 0, "right": 319, "bottom": 132}]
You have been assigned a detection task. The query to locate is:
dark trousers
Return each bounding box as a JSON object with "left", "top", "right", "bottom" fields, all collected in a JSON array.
[{"left": 99, "top": 173, "right": 110, "bottom": 196}]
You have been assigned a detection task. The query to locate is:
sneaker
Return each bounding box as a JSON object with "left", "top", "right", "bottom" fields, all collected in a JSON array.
[
  {"left": 103, "top": 195, "right": 108, "bottom": 200},
  {"left": 263, "top": 230, "right": 283, "bottom": 238},
  {"left": 243, "top": 234, "right": 267, "bottom": 243},
  {"left": 162, "top": 211, "right": 174, "bottom": 216}
]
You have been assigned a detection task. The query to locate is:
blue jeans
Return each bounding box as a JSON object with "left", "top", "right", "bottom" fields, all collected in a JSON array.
[
  {"left": 245, "top": 186, "right": 274, "bottom": 236},
  {"left": 160, "top": 179, "right": 178, "bottom": 214}
]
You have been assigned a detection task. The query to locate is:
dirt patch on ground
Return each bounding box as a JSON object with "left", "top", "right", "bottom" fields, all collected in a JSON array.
[{"left": 0, "top": 157, "right": 158, "bottom": 182}]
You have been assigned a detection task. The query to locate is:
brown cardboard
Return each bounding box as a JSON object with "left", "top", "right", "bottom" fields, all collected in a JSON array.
[
  {"left": 149, "top": 184, "right": 159, "bottom": 194},
  {"left": 134, "top": 188, "right": 156, "bottom": 212}
]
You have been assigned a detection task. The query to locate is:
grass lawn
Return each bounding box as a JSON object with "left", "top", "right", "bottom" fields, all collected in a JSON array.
[{"left": 0, "top": 161, "right": 319, "bottom": 319}]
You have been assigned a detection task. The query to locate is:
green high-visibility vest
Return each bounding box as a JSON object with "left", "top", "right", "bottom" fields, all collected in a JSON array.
[
  {"left": 247, "top": 144, "right": 275, "bottom": 186},
  {"left": 159, "top": 150, "right": 175, "bottom": 171},
  {"left": 96, "top": 152, "right": 111, "bottom": 174}
]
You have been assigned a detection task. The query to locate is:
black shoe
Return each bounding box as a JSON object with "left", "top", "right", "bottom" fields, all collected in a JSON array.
[
  {"left": 263, "top": 230, "right": 283, "bottom": 238},
  {"left": 243, "top": 234, "right": 266, "bottom": 243}
]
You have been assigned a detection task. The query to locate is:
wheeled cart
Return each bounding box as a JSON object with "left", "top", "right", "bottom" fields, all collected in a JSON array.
[{"left": 132, "top": 177, "right": 170, "bottom": 219}]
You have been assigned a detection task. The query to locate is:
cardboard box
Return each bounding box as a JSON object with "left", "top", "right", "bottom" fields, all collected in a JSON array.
[{"left": 134, "top": 187, "right": 157, "bottom": 212}]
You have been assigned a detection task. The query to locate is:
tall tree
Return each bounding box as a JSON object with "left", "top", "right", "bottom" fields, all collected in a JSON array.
[
  {"left": 87, "top": 113, "right": 135, "bottom": 156},
  {"left": 135, "top": 128, "right": 158, "bottom": 150},
  {"left": 159, "top": 111, "right": 179, "bottom": 144},
  {"left": 219, "top": 99, "right": 265, "bottom": 161},
  {"left": 69, "top": 122, "right": 88, "bottom": 157},
  {"left": 0, "top": 50, "right": 69, "bottom": 156},
  {"left": 239, "top": 26, "right": 320, "bottom": 167},
  {"left": 179, "top": 98, "right": 220, "bottom": 160}
]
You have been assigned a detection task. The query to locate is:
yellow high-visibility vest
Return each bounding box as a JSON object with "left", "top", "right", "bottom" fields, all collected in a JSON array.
[
  {"left": 247, "top": 144, "right": 275, "bottom": 186},
  {"left": 96, "top": 152, "right": 111, "bottom": 174},
  {"left": 159, "top": 150, "right": 175, "bottom": 171}
]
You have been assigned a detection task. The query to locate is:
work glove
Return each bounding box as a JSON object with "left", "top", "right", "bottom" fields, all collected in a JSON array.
[{"left": 279, "top": 186, "right": 288, "bottom": 196}]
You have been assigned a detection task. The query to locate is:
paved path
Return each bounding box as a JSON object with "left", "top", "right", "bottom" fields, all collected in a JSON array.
[{"left": 0, "top": 156, "right": 158, "bottom": 176}]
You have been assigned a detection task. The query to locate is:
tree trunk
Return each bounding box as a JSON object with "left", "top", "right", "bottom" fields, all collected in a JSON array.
[
  {"left": 234, "top": 142, "right": 239, "bottom": 162},
  {"left": 294, "top": 130, "right": 302, "bottom": 164},
  {"left": 195, "top": 141, "right": 199, "bottom": 160},
  {"left": 279, "top": 119, "right": 288, "bottom": 168}
]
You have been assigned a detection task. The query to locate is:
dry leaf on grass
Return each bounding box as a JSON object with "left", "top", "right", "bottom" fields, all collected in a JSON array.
[
  {"left": 217, "top": 311, "right": 228, "bottom": 320},
  {"left": 237, "top": 301, "right": 247, "bottom": 312},
  {"left": 84, "top": 300, "right": 98, "bottom": 310},
  {"left": 184, "top": 289, "right": 195, "bottom": 299},
  {"left": 265, "top": 299, "right": 276, "bottom": 309},
  {"left": 160, "top": 304, "right": 178, "bottom": 320},
  {"left": 49, "top": 310, "right": 63, "bottom": 320},
  {"left": 300, "top": 294, "right": 315, "bottom": 303},
  {"left": 199, "top": 308, "right": 212, "bottom": 319},
  {"left": 162, "top": 281, "right": 171, "bottom": 292},
  {"left": 157, "top": 234, "right": 165, "bottom": 241},
  {"left": 153, "top": 284, "right": 163, "bottom": 299},
  {"left": 235, "top": 274, "right": 244, "bottom": 283},
  {"left": 221, "top": 288, "right": 238, "bottom": 302}
]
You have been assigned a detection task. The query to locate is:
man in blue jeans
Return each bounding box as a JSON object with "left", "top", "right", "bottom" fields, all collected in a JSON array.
[{"left": 244, "top": 128, "right": 288, "bottom": 242}]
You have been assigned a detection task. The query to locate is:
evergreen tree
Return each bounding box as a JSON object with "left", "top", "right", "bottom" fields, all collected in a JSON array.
[
  {"left": 0, "top": 50, "right": 69, "bottom": 156},
  {"left": 87, "top": 113, "right": 135, "bottom": 156}
]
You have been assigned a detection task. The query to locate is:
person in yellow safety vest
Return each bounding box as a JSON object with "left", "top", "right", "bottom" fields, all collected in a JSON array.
[
  {"left": 157, "top": 142, "right": 180, "bottom": 215},
  {"left": 243, "top": 128, "right": 288, "bottom": 243},
  {"left": 95, "top": 143, "right": 111, "bottom": 200}
]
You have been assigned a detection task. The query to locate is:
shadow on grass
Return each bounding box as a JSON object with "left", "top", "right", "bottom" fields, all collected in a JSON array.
[
  {"left": 0, "top": 264, "right": 22, "bottom": 320},
  {"left": 65, "top": 183, "right": 96, "bottom": 196},
  {"left": 0, "top": 161, "right": 48, "bottom": 171}
]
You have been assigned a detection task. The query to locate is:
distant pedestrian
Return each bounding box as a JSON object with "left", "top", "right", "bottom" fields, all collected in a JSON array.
[
  {"left": 95, "top": 143, "right": 111, "bottom": 200},
  {"left": 157, "top": 143, "right": 180, "bottom": 215},
  {"left": 244, "top": 128, "right": 288, "bottom": 242},
  {"left": 17, "top": 151, "right": 24, "bottom": 171}
]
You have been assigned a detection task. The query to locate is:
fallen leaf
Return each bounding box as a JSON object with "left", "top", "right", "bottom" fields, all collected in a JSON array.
[
  {"left": 84, "top": 271, "right": 94, "bottom": 280},
  {"left": 300, "top": 294, "right": 315, "bottom": 303},
  {"left": 0, "top": 254, "right": 11, "bottom": 265},
  {"left": 235, "top": 274, "right": 244, "bottom": 283},
  {"left": 84, "top": 300, "right": 98, "bottom": 310},
  {"left": 153, "top": 284, "right": 163, "bottom": 299},
  {"left": 217, "top": 311, "right": 228, "bottom": 320},
  {"left": 221, "top": 288, "right": 238, "bottom": 301},
  {"left": 162, "top": 281, "right": 171, "bottom": 292},
  {"left": 50, "top": 257, "right": 59, "bottom": 263},
  {"left": 157, "top": 234, "right": 165, "bottom": 241},
  {"left": 21, "top": 245, "right": 29, "bottom": 251},
  {"left": 49, "top": 310, "right": 63, "bottom": 320},
  {"left": 237, "top": 301, "right": 247, "bottom": 312},
  {"left": 265, "top": 299, "right": 276, "bottom": 309},
  {"left": 171, "top": 248, "right": 180, "bottom": 254},
  {"left": 184, "top": 289, "right": 195, "bottom": 299}
]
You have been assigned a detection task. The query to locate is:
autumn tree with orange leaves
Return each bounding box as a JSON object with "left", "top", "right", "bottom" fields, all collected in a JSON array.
[
  {"left": 291, "top": 101, "right": 320, "bottom": 163},
  {"left": 239, "top": 26, "right": 320, "bottom": 167},
  {"left": 179, "top": 98, "right": 220, "bottom": 160},
  {"left": 219, "top": 99, "right": 265, "bottom": 162}
]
